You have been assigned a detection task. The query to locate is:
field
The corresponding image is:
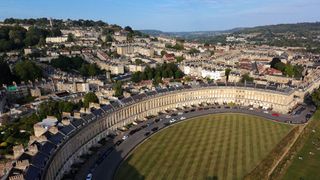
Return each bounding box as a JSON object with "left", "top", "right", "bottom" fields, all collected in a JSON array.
[
  {"left": 282, "top": 112, "right": 320, "bottom": 180},
  {"left": 115, "top": 113, "right": 293, "bottom": 180}
]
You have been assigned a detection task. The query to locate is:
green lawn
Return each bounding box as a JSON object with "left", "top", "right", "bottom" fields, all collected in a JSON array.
[
  {"left": 283, "top": 112, "right": 320, "bottom": 180},
  {"left": 115, "top": 113, "right": 293, "bottom": 180}
]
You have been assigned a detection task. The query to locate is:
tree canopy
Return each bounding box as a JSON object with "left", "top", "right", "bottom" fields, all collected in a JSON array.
[
  {"left": 240, "top": 73, "right": 254, "bottom": 83},
  {"left": 83, "top": 92, "right": 99, "bottom": 108},
  {"left": 0, "top": 58, "right": 17, "bottom": 85},
  {"left": 50, "top": 56, "right": 102, "bottom": 77},
  {"left": 131, "top": 63, "right": 184, "bottom": 85},
  {"left": 113, "top": 81, "right": 123, "bottom": 97},
  {"left": 14, "top": 60, "right": 43, "bottom": 82}
]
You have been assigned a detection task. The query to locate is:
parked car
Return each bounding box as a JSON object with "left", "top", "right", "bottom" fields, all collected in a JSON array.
[
  {"left": 115, "top": 140, "right": 123, "bottom": 146},
  {"left": 151, "top": 127, "right": 159, "bottom": 132},
  {"left": 86, "top": 173, "right": 92, "bottom": 180},
  {"left": 144, "top": 132, "right": 151, "bottom": 136},
  {"left": 122, "top": 135, "right": 128, "bottom": 140}
]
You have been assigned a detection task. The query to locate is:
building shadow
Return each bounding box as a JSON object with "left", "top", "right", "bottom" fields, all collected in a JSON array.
[{"left": 91, "top": 141, "right": 145, "bottom": 180}]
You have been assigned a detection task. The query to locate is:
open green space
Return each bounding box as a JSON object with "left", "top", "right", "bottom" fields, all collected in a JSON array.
[
  {"left": 282, "top": 112, "right": 320, "bottom": 180},
  {"left": 116, "top": 113, "right": 293, "bottom": 180}
]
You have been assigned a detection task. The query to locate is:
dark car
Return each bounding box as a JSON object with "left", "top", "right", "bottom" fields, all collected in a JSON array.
[
  {"left": 115, "top": 140, "right": 124, "bottom": 146},
  {"left": 144, "top": 132, "right": 151, "bottom": 136},
  {"left": 151, "top": 127, "right": 159, "bottom": 132},
  {"left": 306, "top": 113, "right": 312, "bottom": 120},
  {"left": 129, "top": 128, "right": 142, "bottom": 135},
  {"left": 107, "top": 133, "right": 117, "bottom": 139},
  {"left": 164, "top": 122, "right": 170, "bottom": 126},
  {"left": 154, "top": 118, "right": 160, "bottom": 123},
  {"left": 141, "top": 124, "right": 148, "bottom": 128}
]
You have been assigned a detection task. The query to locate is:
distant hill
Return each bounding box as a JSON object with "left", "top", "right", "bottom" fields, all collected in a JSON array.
[
  {"left": 141, "top": 22, "right": 320, "bottom": 51},
  {"left": 235, "top": 22, "right": 320, "bottom": 34},
  {"left": 139, "top": 30, "right": 169, "bottom": 36}
]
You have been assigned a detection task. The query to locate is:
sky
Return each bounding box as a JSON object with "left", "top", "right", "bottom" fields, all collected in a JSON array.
[{"left": 0, "top": 0, "right": 319, "bottom": 32}]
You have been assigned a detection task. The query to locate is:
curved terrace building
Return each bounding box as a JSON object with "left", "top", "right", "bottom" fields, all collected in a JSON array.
[{"left": 19, "top": 83, "right": 318, "bottom": 180}]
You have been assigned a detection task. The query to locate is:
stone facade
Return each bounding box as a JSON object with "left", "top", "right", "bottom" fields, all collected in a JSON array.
[{"left": 43, "top": 86, "right": 299, "bottom": 180}]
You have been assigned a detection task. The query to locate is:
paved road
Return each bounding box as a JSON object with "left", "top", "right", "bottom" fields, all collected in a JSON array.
[{"left": 83, "top": 105, "right": 314, "bottom": 180}]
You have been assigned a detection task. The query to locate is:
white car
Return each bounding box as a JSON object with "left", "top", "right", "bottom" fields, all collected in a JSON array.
[
  {"left": 165, "top": 115, "right": 171, "bottom": 119},
  {"left": 249, "top": 107, "right": 254, "bottom": 110},
  {"left": 263, "top": 111, "right": 269, "bottom": 114},
  {"left": 122, "top": 135, "right": 128, "bottom": 140},
  {"left": 169, "top": 119, "right": 176, "bottom": 123},
  {"left": 180, "top": 117, "right": 186, "bottom": 120},
  {"left": 178, "top": 112, "right": 183, "bottom": 115},
  {"left": 86, "top": 173, "right": 92, "bottom": 180}
]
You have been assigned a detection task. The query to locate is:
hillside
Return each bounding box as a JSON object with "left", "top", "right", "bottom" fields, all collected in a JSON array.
[{"left": 141, "top": 22, "right": 320, "bottom": 51}]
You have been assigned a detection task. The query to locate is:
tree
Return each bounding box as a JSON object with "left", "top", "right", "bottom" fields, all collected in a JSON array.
[
  {"left": 176, "top": 56, "right": 184, "bottom": 63},
  {"left": 88, "top": 64, "right": 98, "bottom": 77},
  {"left": 14, "top": 60, "right": 42, "bottom": 82},
  {"left": 240, "top": 73, "right": 254, "bottom": 83},
  {"left": 161, "top": 50, "right": 167, "bottom": 57},
  {"left": 225, "top": 68, "right": 231, "bottom": 82},
  {"left": 131, "top": 71, "right": 142, "bottom": 83},
  {"left": 67, "top": 33, "right": 75, "bottom": 42},
  {"left": 274, "top": 62, "right": 286, "bottom": 72},
  {"left": 189, "top": 48, "right": 200, "bottom": 54},
  {"left": 153, "top": 75, "right": 162, "bottom": 86},
  {"left": 284, "top": 64, "right": 294, "bottom": 77},
  {"left": 124, "top": 26, "right": 134, "bottom": 33},
  {"left": 83, "top": 92, "right": 99, "bottom": 108},
  {"left": 174, "top": 69, "right": 184, "bottom": 79},
  {"left": 24, "top": 26, "right": 48, "bottom": 47},
  {"left": 0, "top": 59, "right": 16, "bottom": 85},
  {"left": 113, "top": 81, "right": 123, "bottom": 97},
  {"left": 270, "top": 57, "right": 281, "bottom": 68}
]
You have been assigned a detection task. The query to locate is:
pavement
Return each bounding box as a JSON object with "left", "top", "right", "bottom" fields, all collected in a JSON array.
[{"left": 76, "top": 104, "right": 315, "bottom": 180}]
